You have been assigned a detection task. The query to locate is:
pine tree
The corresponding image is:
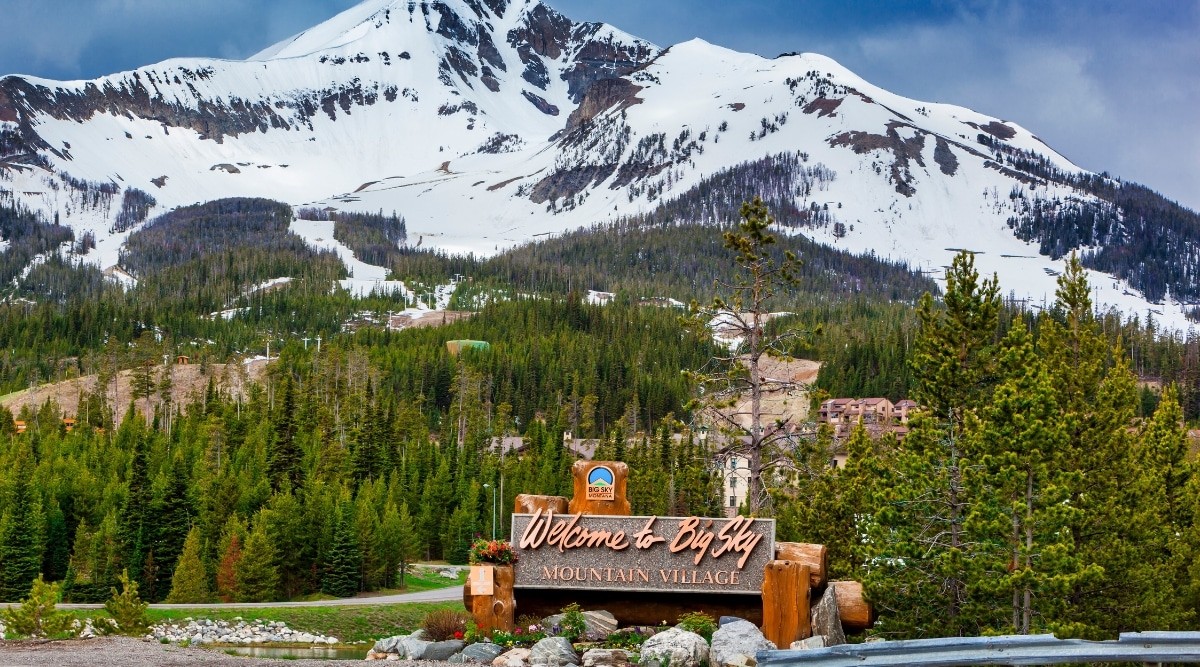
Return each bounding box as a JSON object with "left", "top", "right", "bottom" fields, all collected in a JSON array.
[
  {"left": 968, "top": 328, "right": 1098, "bottom": 635},
  {"left": 354, "top": 488, "right": 381, "bottom": 591},
  {"left": 146, "top": 459, "right": 192, "bottom": 601},
  {"left": 690, "top": 196, "right": 807, "bottom": 513},
  {"left": 1042, "top": 257, "right": 1162, "bottom": 636},
  {"left": 260, "top": 486, "right": 311, "bottom": 599},
  {"left": 866, "top": 251, "right": 1003, "bottom": 638},
  {"left": 910, "top": 251, "right": 1001, "bottom": 426},
  {"left": 376, "top": 501, "right": 403, "bottom": 589},
  {"left": 215, "top": 516, "right": 247, "bottom": 603},
  {"left": 117, "top": 430, "right": 151, "bottom": 591},
  {"left": 322, "top": 506, "right": 361, "bottom": 598},
  {"left": 778, "top": 424, "right": 885, "bottom": 580},
  {"left": 235, "top": 519, "right": 279, "bottom": 602},
  {"left": 0, "top": 446, "right": 44, "bottom": 601},
  {"left": 395, "top": 502, "right": 420, "bottom": 588},
  {"left": 1131, "top": 385, "right": 1195, "bottom": 629},
  {"left": 166, "top": 526, "right": 213, "bottom": 603},
  {"left": 41, "top": 499, "right": 70, "bottom": 583},
  {"left": 268, "top": 375, "right": 302, "bottom": 491},
  {"left": 442, "top": 483, "right": 480, "bottom": 566}
]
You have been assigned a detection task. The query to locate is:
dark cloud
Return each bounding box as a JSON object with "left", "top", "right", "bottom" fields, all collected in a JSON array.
[
  {"left": 0, "top": 0, "right": 1195, "bottom": 210},
  {"left": 0, "top": 0, "right": 359, "bottom": 78}
]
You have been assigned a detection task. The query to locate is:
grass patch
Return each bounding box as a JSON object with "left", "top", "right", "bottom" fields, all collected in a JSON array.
[{"left": 395, "top": 568, "right": 468, "bottom": 593}]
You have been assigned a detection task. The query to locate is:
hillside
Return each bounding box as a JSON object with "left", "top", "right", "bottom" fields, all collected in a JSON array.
[{"left": 1, "top": 360, "right": 268, "bottom": 423}]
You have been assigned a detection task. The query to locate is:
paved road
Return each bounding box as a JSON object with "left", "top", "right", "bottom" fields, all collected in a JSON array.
[{"left": 58, "top": 584, "right": 463, "bottom": 610}]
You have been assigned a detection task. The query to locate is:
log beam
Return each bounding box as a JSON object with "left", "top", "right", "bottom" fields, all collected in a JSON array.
[{"left": 762, "top": 560, "right": 811, "bottom": 648}]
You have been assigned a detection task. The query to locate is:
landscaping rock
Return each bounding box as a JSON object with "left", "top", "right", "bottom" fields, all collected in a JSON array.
[
  {"left": 371, "top": 635, "right": 406, "bottom": 656},
  {"left": 426, "top": 639, "right": 468, "bottom": 661},
  {"left": 710, "top": 620, "right": 776, "bottom": 667},
  {"left": 494, "top": 647, "right": 532, "bottom": 667},
  {"left": 147, "top": 618, "right": 338, "bottom": 646},
  {"left": 581, "top": 648, "right": 630, "bottom": 667},
  {"left": 639, "top": 627, "right": 709, "bottom": 667},
  {"left": 789, "top": 636, "right": 826, "bottom": 650},
  {"left": 452, "top": 642, "right": 505, "bottom": 663},
  {"left": 583, "top": 611, "right": 618, "bottom": 638},
  {"left": 810, "top": 586, "right": 846, "bottom": 646},
  {"left": 719, "top": 616, "right": 747, "bottom": 627},
  {"left": 400, "top": 634, "right": 433, "bottom": 660},
  {"left": 531, "top": 636, "right": 581, "bottom": 667},
  {"left": 542, "top": 610, "right": 617, "bottom": 640}
]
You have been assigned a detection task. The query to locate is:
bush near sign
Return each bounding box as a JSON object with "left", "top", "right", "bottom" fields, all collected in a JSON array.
[{"left": 511, "top": 511, "right": 775, "bottom": 594}]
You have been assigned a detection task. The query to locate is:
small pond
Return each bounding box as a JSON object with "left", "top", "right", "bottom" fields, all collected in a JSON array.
[{"left": 213, "top": 645, "right": 371, "bottom": 660}]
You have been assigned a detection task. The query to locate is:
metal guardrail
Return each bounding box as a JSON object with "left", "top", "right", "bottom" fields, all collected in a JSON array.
[{"left": 756, "top": 632, "right": 1200, "bottom": 666}]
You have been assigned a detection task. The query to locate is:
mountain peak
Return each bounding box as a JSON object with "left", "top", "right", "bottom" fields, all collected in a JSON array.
[{"left": 1, "top": 1, "right": 1196, "bottom": 329}]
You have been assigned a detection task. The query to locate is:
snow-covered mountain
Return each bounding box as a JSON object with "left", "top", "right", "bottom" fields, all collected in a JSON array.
[{"left": 0, "top": 0, "right": 1196, "bottom": 329}]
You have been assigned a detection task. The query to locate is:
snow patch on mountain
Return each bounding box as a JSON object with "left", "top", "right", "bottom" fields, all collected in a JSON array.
[{"left": 0, "top": 0, "right": 1194, "bottom": 331}]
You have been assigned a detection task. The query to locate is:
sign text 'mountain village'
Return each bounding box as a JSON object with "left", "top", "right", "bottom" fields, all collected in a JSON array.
[{"left": 510, "top": 511, "right": 775, "bottom": 594}]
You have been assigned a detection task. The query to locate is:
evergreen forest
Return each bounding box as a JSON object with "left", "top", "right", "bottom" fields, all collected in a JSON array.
[{"left": 0, "top": 194, "right": 1197, "bottom": 639}]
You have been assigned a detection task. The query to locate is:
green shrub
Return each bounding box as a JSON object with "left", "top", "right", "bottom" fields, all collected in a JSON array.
[
  {"left": 677, "top": 611, "right": 717, "bottom": 642},
  {"left": 558, "top": 602, "right": 587, "bottom": 641},
  {"left": 2, "top": 575, "right": 76, "bottom": 638},
  {"left": 604, "top": 627, "right": 650, "bottom": 649},
  {"left": 421, "top": 608, "right": 470, "bottom": 641},
  {"left": 104, "top": 569, "right": 149, "bottom": 635}
]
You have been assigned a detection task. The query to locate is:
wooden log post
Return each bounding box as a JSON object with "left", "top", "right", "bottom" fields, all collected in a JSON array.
[
  {"left": 774, "top": 542, "right": 828, "bottom": 589},
  {"left": 829, "top": 580, "right": 873, "bottom": 631},
  {"left": 514, "top": 494, "right": 569, "bottom": 515},
  {"left": 762, "top": 560, "right": 811, "bottom": 648},
  {"left": 464, "top": 564, "right": 515, "bottom": 634},
  {"left": 567, "top": 461, "right": 631, "bottom": 516}
]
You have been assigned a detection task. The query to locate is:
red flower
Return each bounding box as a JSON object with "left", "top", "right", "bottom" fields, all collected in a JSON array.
[{"left": 454, "top": 631, "right": 464, "bottom": 639}]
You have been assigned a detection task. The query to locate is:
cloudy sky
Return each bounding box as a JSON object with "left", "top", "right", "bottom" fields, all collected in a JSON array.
[{"left": 0, "top": 0, "right": 1196, "bottom": 211}]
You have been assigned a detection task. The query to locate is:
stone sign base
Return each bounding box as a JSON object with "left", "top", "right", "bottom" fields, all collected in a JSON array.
[{"left": 513, "top": 588, "right": 764, "bottom": 626}]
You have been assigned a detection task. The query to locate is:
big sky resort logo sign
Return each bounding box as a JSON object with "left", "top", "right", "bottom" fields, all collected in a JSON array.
[{"left": 586, "top": 465, "right": 615, "bottom": 501}]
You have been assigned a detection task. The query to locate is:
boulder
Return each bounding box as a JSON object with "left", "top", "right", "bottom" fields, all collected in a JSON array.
[
  {"left": 426, "top": 639, "right": 468, "bottom": 661},
  {"left": 371, "top": 635, "right": 405, "bottom": 656},
  {"left": 710, "top": 620, "right": 776, "bottom": 667},
  {"left": 809, "top": 587, "right": 846, "bottom": 646},
  {"left": 531, "top": 636, "right": 580, "bottom": 667},
  {"left": 452, "top": 642, "right": 505, "bottom": 663},
  {"left": 719, "top": 616, "right": 748, "bottom": 627},
  {"left": 400, "top": 635, "right": 432, "bottom": 660},
  {"left": 639, "top": 627, "right": 710, "bottom": 667},
  {"left": 494, "top": 647, "right": 532, "bottom": 667},
  {"left": 789, "top": 636, "right": 826, "bottom": 650},
  {"left": 542, "top": 610, "right": 617, "bottom": 640},
  {"left": 583, "top": 611, "right": 618, "bottom": 638},
  {"left": 581, "top": 648, "right": 630, "bottom": 667}
]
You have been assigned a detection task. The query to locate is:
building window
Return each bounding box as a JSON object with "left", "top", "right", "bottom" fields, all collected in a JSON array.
[
  {"left": 729, "top": 495, "right": 737, "bottom": 507},
  {"left": 730, "top": 478, "right": 737, "bottom": 490}
]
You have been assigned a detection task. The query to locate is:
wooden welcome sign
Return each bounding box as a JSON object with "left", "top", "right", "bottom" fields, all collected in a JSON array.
[
  {"left": 464, "top": 459, "right": 868, "bottom": 645},
  {"left": 512, "top": 511, "right": 774, "bottom": 593}
]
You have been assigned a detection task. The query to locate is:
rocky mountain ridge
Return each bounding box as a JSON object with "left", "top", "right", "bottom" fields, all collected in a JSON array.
[{"left": 1, "top": 0, "right": 1197, "bottom": 328}]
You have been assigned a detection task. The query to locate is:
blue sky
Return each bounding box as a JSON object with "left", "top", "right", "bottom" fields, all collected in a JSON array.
[{"left": 0, "top": 0, "right": 1196, "bottom": 210}]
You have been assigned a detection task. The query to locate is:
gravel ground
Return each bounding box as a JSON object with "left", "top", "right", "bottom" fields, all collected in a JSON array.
[{"left": 0, "top": 636, "right": 449, "bottom": 666}]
